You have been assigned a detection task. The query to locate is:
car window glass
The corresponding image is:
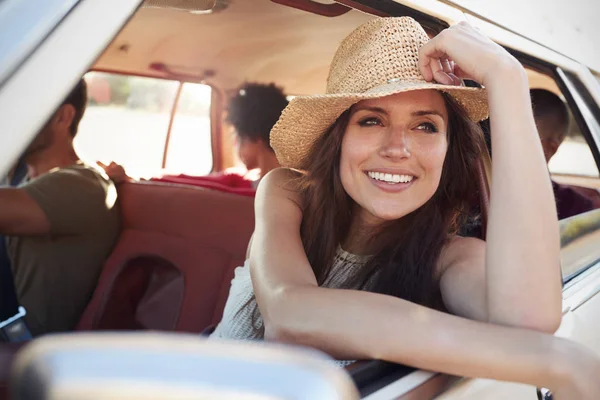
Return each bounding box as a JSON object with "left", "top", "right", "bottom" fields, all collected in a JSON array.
[
  {"left": 163, "top": 82, "right": 213, "bottom": 176},
  {"left": 527, "top": 69, "right": 599, "bottom": 179},
  {"left": 548, "top": 116, "right": 599, "bottom": 178},
  {"left": 76, "top": 72, "right": 180, "bottom": 178}
]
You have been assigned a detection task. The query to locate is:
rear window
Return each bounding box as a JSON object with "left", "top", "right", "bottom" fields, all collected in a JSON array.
[{"left": 75, "top": 72, "right": 213, "bottom": 178}]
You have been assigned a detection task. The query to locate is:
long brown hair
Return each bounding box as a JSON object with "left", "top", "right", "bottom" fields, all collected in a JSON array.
[{"left": 293, "top": 92, "right": 486, "bottom": 308}]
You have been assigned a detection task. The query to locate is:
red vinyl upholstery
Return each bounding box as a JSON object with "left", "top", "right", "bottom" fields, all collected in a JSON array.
[{"left": 77, "top": 181, "right": 255, "bottom": 333}]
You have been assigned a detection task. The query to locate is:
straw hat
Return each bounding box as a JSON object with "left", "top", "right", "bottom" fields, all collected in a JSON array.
[{"left": 270, "top": 17, "right": 489, "bottom": 168}]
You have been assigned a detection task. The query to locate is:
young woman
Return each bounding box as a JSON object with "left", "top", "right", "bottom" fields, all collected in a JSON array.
[{"left": 211, "top": 17, "right": 600, "bottom": 398}]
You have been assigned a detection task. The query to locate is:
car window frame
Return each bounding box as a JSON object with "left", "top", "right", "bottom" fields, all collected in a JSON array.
[
  {"left": 555, "top": 68, "right": 600, "bottom": 169},
  {"left": 506, "top": 52, "right": 600, "bottom": 278},
  {"left": 560, "top": 209, "right": 600, "bottom": 303}
]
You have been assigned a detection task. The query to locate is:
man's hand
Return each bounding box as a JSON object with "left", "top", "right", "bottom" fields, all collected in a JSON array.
[{"left": 97, "top": 161, "right": 130, "bottom": 184}]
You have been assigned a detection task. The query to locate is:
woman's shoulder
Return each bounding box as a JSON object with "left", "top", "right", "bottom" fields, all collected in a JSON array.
[
  {"left": 261, "top": 167, "right": 305, "bottom": 185},
  {"left": 256, "top": 168, "right": 305, "bottom": 205}
]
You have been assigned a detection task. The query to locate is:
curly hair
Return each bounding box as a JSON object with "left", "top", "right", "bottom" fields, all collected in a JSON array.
[{"left": 226, "top": 82, "right": 289, "bottom": 150}]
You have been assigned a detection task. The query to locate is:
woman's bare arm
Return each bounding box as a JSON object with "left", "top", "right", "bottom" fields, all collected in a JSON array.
[
  {"left": 484, "top": 65, "right": 562, "bottom": 330},
  {"left": 419, "top": 23, "right": 562, "bottom": 332},
  {"left": 250, "top": 168, "right": 580, "bottom": 391}
]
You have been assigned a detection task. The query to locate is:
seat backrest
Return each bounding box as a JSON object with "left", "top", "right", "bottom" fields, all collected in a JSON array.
[
  {"left": 93, "top": 255, "right": 185, "bottom": 331},
  {"left": 77, "top": 181, "right": 255, "bottom": 333}
]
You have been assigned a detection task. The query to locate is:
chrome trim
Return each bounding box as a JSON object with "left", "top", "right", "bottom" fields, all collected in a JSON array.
[
  {"left": 559, "top": 209, "right": 600, "bottom": 283},
  {"left": 563, "top": 261, "right": 600, "bottom": 312},
  {"left": 557, "top": 68, "right": 600, "bottom": 163},
  {"left": 577, "top": 64, "right": 600, "bottom": 107},
  {"left": 560, "top": 209, "right": 600, "bottom": 312},
  {"left": 563, "top": 261, "right": 600, "bottom": 293}
]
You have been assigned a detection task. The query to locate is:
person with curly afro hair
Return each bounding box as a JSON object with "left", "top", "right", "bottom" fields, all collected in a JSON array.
[{"left": 226, "top": 82, "right": 289, "bottom": 180}]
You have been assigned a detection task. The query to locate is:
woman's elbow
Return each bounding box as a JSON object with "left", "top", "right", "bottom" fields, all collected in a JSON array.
[
  {"left": 264, "top": 319, "right": 298, "bottom": 343},
  {"left": 525, "top": 288, "right": 563, "bottom": 333},
  {"left": 261, "top": 288, "right": 308, "bottom": 344},
  {"left": 263, "top": 310, "right": 311, "bottom": 345},
  {"left": 496, "top": 310, "right": 562, "bottom": 334},
  {"left": 528, "top": 311, "right": 562, "bottom": 334}
]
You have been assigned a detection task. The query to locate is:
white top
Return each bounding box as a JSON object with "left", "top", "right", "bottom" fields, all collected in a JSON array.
[{"left": 209, "top": 247, "right": 372, "bottom": 367}]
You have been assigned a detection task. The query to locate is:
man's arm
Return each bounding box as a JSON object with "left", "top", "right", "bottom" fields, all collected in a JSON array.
[
  {"left": 1, "top": 167, "right": 115, "bottom": 237},
  {"left": 0, "top": 188, "right": 50, "bottom": 236}
]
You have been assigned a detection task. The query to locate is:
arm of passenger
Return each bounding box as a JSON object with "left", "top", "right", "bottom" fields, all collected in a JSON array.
[
  {"left": 0, "top": 169, "right": 114, "bottom": 236},
  {"left": 0, "top": 188, "right": 51, "bottom": 235},
  {"left": 250, "top": 169, "right": 569, "bottom": 389}
]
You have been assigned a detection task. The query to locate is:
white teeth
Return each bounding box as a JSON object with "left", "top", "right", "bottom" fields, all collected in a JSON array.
[{"left": 367, "top": 171, "right": 414, "bottom": 184}]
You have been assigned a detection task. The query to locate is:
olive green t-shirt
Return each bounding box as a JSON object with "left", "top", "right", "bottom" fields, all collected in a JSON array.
[{"left": 8, "top": 163, "right": 120, "bottom": 335}]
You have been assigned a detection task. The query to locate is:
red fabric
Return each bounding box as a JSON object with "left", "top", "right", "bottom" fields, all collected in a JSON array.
[
  {"left": 552, "top": 181, "right": 597, "bottom": 220},
  {"left": 151, "top": 173, "right": 256, "bottom": 197}
]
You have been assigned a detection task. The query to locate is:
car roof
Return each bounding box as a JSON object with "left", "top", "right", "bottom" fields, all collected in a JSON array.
[{"left": 93, "top": 1, "right": 375, "bottom": 94}]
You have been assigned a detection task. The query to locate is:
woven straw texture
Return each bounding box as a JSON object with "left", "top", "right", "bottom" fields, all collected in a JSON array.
[{"left": 270, "top": 17, "right": 489, "bottom": 168}]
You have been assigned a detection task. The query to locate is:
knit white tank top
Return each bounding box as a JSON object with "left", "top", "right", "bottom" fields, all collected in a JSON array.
[{"left": 209, "top": 247, "right": 371, "bottom": 367}]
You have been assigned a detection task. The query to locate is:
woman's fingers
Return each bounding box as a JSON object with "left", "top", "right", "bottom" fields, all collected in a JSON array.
[
  {"left": 419, "top": 23, "right": 487, "bottom": 84},
  {"left": 441, "top": 58, "right": 452, "bottom": 74},
  {"left": 447, "top": 73, "right": 462, "bottom": 86},
  {"left": 419, "top": 44, "right": 456, "bottom": 85},
  {"left": 418, "top": 41, "right": 449, "bottom": 82},
  {"left": 439, "top": 58, "right": 461, "bottom": 86},
  {"left": 430, "top": 57, "right": 453, "bottom": 85}
]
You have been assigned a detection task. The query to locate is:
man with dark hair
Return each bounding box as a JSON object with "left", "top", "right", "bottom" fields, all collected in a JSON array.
[
  {"left": 531, "top": 89, "right": 570, "bottom": 164},
  {"left": 0, "top": 79, "right": 120, "bottom": 335},
  {"left": 531, "top": 88, "right": 597, "bottom": 219},
  {"left": 226, "top": 82, "right": 288, "bottom": 180}
]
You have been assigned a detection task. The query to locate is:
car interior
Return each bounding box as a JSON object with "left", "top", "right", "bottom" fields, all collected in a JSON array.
[{"left": 1, "top": 0, "right": 600, "bottom": 398}]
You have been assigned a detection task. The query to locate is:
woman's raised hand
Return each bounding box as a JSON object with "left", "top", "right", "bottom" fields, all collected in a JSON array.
[{"left": 418, "top": 21, "right": 522, "bottom": 87}]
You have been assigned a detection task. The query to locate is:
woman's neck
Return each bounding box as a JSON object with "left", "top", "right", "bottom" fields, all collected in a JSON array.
[{"left": 342, "top": 209, "right": 385, "bottom": 256}]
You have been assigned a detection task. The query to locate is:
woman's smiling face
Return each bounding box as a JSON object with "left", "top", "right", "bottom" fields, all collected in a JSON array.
[{"left": 339, "top": 89, "right": 449, "bottom": 226}]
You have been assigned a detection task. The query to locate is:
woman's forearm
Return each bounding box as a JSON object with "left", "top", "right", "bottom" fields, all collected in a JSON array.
[
  {"left": 483, "top": 61, "right": 562, "bottom": 331},
  {"left": 266, "top": 286, "right": 570, "bottom": 389}
]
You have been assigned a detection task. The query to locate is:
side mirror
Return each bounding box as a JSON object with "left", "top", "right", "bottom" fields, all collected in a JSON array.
[{"left": 10, "top": 332, "right": 359, "bottom": 400}]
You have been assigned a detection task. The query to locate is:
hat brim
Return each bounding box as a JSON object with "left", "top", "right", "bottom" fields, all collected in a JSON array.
[{"left": 270, "top": 80, "right": 488, "bottom": 168}]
